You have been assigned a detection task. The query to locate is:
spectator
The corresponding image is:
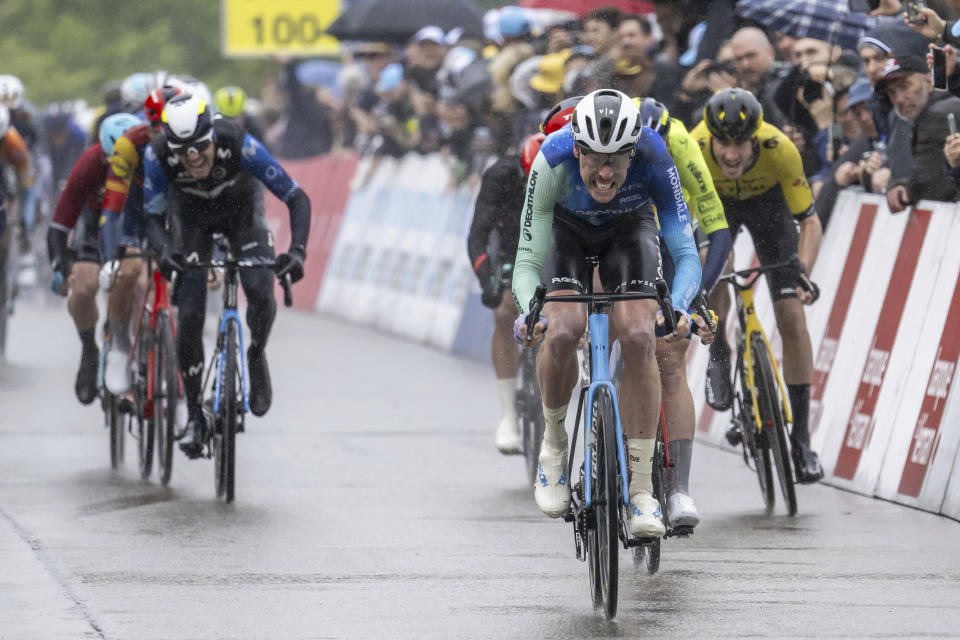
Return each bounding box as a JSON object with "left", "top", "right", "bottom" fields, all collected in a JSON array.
[
  {"left": 406, "top": 26, "right": 448, "bottom": 95},
  {"left": 276, "top": 58, "right": 335, "bottom": 158},
  {"left": 487, "top": 7, "right": 535, "bottom": 151},
  {"left": 612, "top": 13, "right": 680, "bottom": 106},
  {"left": 580, "top": 7, "right": 622, "bottom": 59},
  {"left": 728, "top": 26, "right": 790, "bottom": 126},
  {"left": 876, "top": 55, "right": 960, "bottom": 211}
]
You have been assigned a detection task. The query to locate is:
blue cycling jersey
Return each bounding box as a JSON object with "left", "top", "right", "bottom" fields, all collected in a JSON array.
[{"left": 513, "top": 125, "right": 701, "bottom": 312}]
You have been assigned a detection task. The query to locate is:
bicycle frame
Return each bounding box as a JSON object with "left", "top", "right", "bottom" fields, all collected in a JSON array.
[
  {"left": 730, "top": 278, "right": 794, "bottom": 431},
  {"left": 130, "top": 268, "right": 180, "bottom": 417}
]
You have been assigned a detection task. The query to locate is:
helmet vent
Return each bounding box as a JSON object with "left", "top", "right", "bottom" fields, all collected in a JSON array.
[{"left": 585, "top": 116, "right": 595, "bottom": 141}]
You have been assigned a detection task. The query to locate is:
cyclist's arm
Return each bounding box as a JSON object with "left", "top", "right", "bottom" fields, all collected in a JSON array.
[
  {"left": 143, "top": 145, "right": 172, "bottom": 251},
  {"left": 3, "top": 128, "right": 36, "bottom": 227},
  {"left": 512, "top": 152, "right": 560, "bottom": 312},
  {"left": 100, "top": 134, "right": 141, "bottom": 262},
  {"left": 468, "top": 161, "right": 512, "bottom": 280},
  {"left": 668, "top": 122, "right": 731, "bottom": 294},
  {"left": 48, "top": 144, "right": 104, "bottom": 269},
  {"left": 640, "top": 132, "right": 701, "bottom": 311},
  {"left": 240, "top": 134, "right": 310, "bottom": 252},
  {"left": 776, "top": 133, "right": 821, "bottom": 270}
]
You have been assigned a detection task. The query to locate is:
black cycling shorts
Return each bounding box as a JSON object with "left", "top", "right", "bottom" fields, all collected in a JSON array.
[
  {"left": 541, "top": 206, "right": 661, "bottom": 298},
  {"left": 71, "top": 207, "right": 101, "bottom": 264},
  {"left": 723, "top": 187, "right": 801, "bottom": 302}
]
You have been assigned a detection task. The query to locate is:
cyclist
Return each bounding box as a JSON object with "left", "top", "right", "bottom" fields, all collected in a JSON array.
[
  {"left": 691, "top": 88, "right": 824, "bottom": 483},
  {"left": 142, "top": 93, "right": 311, "bottom": 458},
  {"left": 46, "top": 113, "right": 141, "bottom": 404},
  {"left": 213, "top": 86, "right": 266, "bottom": 144},
  {"left": 99, "top": 102, "right": 165, "bottom": 394},
  {"left": 513, "top": 89, "right": 701, "bottom": 537},
  {"left": 634, "top": 97, "right": 732, "bottom": 528},
  {"left": 467, "top": 132, "right": 545, "bottom": 453},
  {"left": 0, "top": 75, "right": 39, "bottom": 150}
]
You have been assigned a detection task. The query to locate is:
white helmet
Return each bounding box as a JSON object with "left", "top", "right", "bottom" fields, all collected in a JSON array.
[
  {"left": 0, "top": 75, "right": 25, "bottom": 109},
  {"left": 0, "top": 104, "right": 9, "bottom": 137},
  {"left": 571, "top": 89, "right": 641, "bottom": 153}
]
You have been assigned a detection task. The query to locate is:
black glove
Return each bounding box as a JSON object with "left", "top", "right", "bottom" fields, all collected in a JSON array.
[
  {"left": 476, "top": 259, "right": 502, "bottom": 308},
  {"left": 481, "top": 285, "right": 503, "bottom": 308},
  {"left": 158, "top": 249, "right": 184, "bottom": 282},
  {"left": 275, "top": 247, "right": 306, "bottom": 283}
]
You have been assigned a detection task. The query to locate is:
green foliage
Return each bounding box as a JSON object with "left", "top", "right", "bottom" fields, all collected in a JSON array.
[{"left": 0, "top": 0, "right": 272, "bottom": 107}]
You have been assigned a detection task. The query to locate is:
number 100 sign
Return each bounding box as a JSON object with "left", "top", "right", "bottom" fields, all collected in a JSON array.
[{"left": 221, "top": 0, "right": 342, "bottom": 58}]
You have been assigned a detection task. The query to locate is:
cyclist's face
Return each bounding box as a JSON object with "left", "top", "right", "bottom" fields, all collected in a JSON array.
[
  {"left": 575, "top": 145, "right": 633, "bottom": 202},
  {"left": 174, "top": 139, "right": 215, "bottom": 179},
  {"left": 711, "top": 138, "right": 754, "bottom": 179}
]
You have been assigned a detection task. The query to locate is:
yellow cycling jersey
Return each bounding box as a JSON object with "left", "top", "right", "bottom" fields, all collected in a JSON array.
[
  {"left": 690, "top": 120, "right": 815, "bottom": 219},
  {"left": 665, "top": 118, "right": 727, "bottom": 236}
]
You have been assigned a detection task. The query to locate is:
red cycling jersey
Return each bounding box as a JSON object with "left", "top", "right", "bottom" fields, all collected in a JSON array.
[{"left": 51, "top": 143, "right": 107, "bottom": 230}]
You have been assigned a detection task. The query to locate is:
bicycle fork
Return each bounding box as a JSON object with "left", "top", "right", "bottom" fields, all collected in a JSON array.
[{"left": 213, "top": 310, "right": 249, "bottom": 415}]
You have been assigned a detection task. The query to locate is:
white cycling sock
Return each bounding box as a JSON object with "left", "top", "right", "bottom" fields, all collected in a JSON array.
[
  {"left": 542, "top": 404, "right": 569, "bottom": 447},
  {"left": 497, "top": 377, "right": 517, "bottom": 420},
  {"left": 627, "top": 438, "right": 656, "bottom": 497}
]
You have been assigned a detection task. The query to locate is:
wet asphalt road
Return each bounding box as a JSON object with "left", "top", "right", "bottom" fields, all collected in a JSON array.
[{"left": 1, "top": 301, "right": 959, "bottom": 639}]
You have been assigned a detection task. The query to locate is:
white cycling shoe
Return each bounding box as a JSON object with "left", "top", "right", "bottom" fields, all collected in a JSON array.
[
  {"left": 534, "top": 442, "right": 570, "bottom": 517},
  {"left": 667, "top": 492, "right": 700, "bottom": 528},
  {"left": 104, "top": 348, "right": 131, "bottom": 395},
  {"left": 627, "top": 490, "right": 666, "bottom": 538},
  {"left": 495, "top": 416, "right": 521, "bottom": 454}
]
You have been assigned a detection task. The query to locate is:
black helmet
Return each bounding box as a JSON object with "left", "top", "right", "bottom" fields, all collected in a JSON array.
[
  {"left": 703, "top": 88, "right": 763, "bottom": 143},
  {"left": 635, "top": 97, "right": 670, "bottom": 140}
]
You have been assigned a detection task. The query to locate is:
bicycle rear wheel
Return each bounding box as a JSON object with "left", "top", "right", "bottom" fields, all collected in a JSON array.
[
  {"left": 135, "top": 314, "right": 155, "bottom": 480},
  {"left": 737, "top": 349, "right": 774, "bottom": 514},
  {"left": 0, "top": 233, "right": 9, "bottom": 356},
  {"left": 214, "top": 318, "right": 238, "bottom": 503},
  {"left": 517, "top": 348, "right": 544, "bottom": 487},
  {"left": 154, "top": 310, "right": 178, "bottom": 486},
  {"left": 635, "top": 417, "right": 665, "bottom": 575},
  {"left": 752, "top": 335, "right": 797, "bottom": 515},
  {"left": 587, "top": 387, "right": 619, "bottom": 620},
  {"left": 107, "top": 393, "right": 124, "bottom": 469}
]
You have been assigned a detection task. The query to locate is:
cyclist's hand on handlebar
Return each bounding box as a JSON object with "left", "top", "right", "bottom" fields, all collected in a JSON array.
[
  {"left": 275, "top": 247, "right": 306, "bottom": 283},
  {"left": 158, "top": 250, "right": 185, "bottom": 282},
  {"left": 794, "top": 260, "right": 820, "bottom": 305},
  {"left": 692, "top": 313, "right": 716, "bottom": 345},
  {"left": 514, "top": 313, "right": 548, "bottom": 346}
]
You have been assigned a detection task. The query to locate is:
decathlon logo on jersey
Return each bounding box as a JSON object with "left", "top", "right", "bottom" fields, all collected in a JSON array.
[{"left": 523, "top": 169, "right": 538, "bottom": 241}]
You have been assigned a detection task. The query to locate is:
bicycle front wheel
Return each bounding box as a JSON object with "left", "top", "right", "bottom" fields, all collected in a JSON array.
[
  {"left": 737, "top": 348, "right": 774, "bottom": 514},
  {"left": 587, "top": 387, "right": 619, "bottom": 620},
  {"left": 214, "top": 318, "right": 238, "bottom": 503},
  {"left": 154, "top": 310, "right": 178, "bottom": 486},
  {"left": 752, "top": 335, "right": 797, "bottom": 515},
  {"left": 518, "top": 348, "right": 544, "bottom": 487}
]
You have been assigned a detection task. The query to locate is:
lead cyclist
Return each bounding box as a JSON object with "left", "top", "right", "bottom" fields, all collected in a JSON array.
[{"left": 513, "top": 89, "right": 701, "bottom": 537}]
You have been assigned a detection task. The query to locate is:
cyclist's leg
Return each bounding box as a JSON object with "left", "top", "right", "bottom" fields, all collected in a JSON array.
[
  {"left": 743, "top": 198, "right": 823, "bottom": 482},
  {"left": 67, "top": 214, "right": 101, "bottom": 405},
  {"left": 600, "top": 208, "right": 664, "bottom": 537},
  {"left": 533, "top": 213, "right": 589, "bottom": 516},
  {"left": 706, "top": 202, "right": 741, "bottom": 411},
  {"left": 104, "top": 244, "right": 144, "bottom": 394},
  {"left": 656, "top": 336, "right": 700, "bottom": 527},
  {"left": 492, "top": 280, "right": 521, "bottom": 452},
  {"left": 232, "top": 215, "right": 276, "bottom": 417}
]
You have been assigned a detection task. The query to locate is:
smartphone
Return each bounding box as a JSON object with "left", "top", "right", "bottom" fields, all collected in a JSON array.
[
  {"left": 905, "top": 0, "right": 927, "bottom": 24},
  {"left": 848, "top": 0, "right": 880, "bottom": 11},
  {"left": 949, "top": 112, "right": 957, "bottom": 136},
  {"left": 932, "top": 46, "right": 948, "bottom": 91}
]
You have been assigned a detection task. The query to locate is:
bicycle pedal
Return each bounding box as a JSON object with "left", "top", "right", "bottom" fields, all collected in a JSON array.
[
  {"left": 117, "top": 396, "right": 135, "bottom": 414},
  {"left": 665, "top": 526, "right": 694, "bottom": 539},
  {"left": 626, "top": 535, "right": 660, "bottom": 547}
]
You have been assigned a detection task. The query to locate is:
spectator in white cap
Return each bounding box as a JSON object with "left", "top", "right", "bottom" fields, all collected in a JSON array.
[{"left": 407, "top": 26, "right": 447, "bottom": 95}]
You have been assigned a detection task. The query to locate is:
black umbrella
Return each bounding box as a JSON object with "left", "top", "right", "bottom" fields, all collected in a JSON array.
[{"left": 326, "top": 0, "right": 484, "bottom": 45}]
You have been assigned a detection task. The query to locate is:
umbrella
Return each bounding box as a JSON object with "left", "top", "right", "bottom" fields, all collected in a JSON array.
[
  {"left": 516, "top": 0, "right": 654, "bottom": 16},
  {"left": 735, "top": 0, "right": 877, "bottom": 51},
  {"left": 326, "top": 0, "right": 484, "bottom": 45}
]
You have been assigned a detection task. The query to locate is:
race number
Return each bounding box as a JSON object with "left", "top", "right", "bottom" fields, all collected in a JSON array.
[{"left": 221, "top": 0, "right": 342, "bottom": 57}]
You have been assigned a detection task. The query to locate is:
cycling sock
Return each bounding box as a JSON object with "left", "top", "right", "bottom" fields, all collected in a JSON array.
[
  {"left": 111, "top": 319, "right": 131, "bottom": 352},
  {"left": 627, "top": 438, "right": 655, "bottom": 496},
  {"left": 79, "top": 327, "right": 96, "bottom": 352},
  {"left": 541, "top": 404, "right": 568, "bottom": 447},
  {"left": 788, "top": 384, "right": 811, "bottom": 446},
  {"left": 666, "top": 438, "right": 693, "bottom": 496},
  {"left": 497, "top": 378, "right": 517, "bottom": 420}
]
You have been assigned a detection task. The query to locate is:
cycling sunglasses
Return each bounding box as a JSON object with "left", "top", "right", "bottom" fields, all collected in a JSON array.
[
  {"left": 577, "top": 145, "right": 634, "bottom": 171},
  {"left": 167, "top": 131, "right": 214, "bottom": 156}
]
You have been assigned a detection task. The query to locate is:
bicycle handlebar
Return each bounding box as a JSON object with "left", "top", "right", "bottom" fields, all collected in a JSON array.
[
  {"left": 174, "top": 259, "right": 294, "bottom": 308},
  {"left": 717, "top": 257, "right": 820, "bottom": 303}
]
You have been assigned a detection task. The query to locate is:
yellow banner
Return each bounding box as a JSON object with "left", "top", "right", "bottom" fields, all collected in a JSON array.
[{"left": 221, "top": 0, "right": 342, "bottom": 58}]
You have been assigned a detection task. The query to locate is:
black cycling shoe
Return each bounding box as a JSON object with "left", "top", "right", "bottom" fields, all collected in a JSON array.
[
  {"left": 705, "top": 342, "right": 733, "bottom": 411},
  {"left": 179, "top": 412, "right": 207, "bottom": 459},
  {"left": 75, "top": 342, "right": 99, "bottom": 405},
  {"left": 791, "top": 440, "right": 824, "bottom": 484},
  {"left": 247, "top": 345, "right": 272, "bottom": 417},
  {"left": 725, "top": 423, "right": 743, "bottom": 447}
]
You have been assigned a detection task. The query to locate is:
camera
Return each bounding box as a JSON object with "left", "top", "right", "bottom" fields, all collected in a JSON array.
[
  {"left": 800, "top": 70, "right": 834, "bottom": 104},
  {"left": 904, "top": 0, "right": 927, "bottom": 24}
]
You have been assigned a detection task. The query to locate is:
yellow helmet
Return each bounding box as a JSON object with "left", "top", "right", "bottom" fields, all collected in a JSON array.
[{"left": 214, "top": 86, "right": 247, "bottom": 118}]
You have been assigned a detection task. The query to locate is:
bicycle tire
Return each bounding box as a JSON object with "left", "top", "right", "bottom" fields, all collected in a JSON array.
[
  {"left": 214, "top": 318, "right": 238, "bottom": 503},
  {"left": 586, "top": 387, "right": 619, "bottom": 620},
  {"left": 136, "top": 313, "right": 155, "bottom": 480},
  {"left": 752, "top": 335, "right": 797, "bottom": 515},
  {"left": 737, "top": 346, "right": 774, "bottom": 514},
  {"left": 518, "top": 349, "right": 544, "bottom": 487},
  {"left": 639, "top": 418, "right": 666, "bottom": 575},
  {"left": 107, "top": 393, "right": 124, "bottom": 469},
  {"left": 0, "top": 235, "right": 8, "bottom": 357},
  {"left": 154, "top": 311, "right": 177, "bottom": 486}
]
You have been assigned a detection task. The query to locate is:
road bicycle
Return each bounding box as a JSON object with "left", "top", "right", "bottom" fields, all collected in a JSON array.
[
  {"left": 524, "top": 259, "right": 676, "bottom": 620},
  {"left": 99, "top": 323, "right": 125, "bottom": 469},
  {"left": 118, "top": 252, "right": 181, "bottom": 484},
  {"left": 719, "top": 260, "right": 817, "bottom": 516},
  {"left": 515, "top": 344, "right": 544, "bottom": 486},
  {"left": 189, "top": 236, "right": 292, "bottom": 503}
]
